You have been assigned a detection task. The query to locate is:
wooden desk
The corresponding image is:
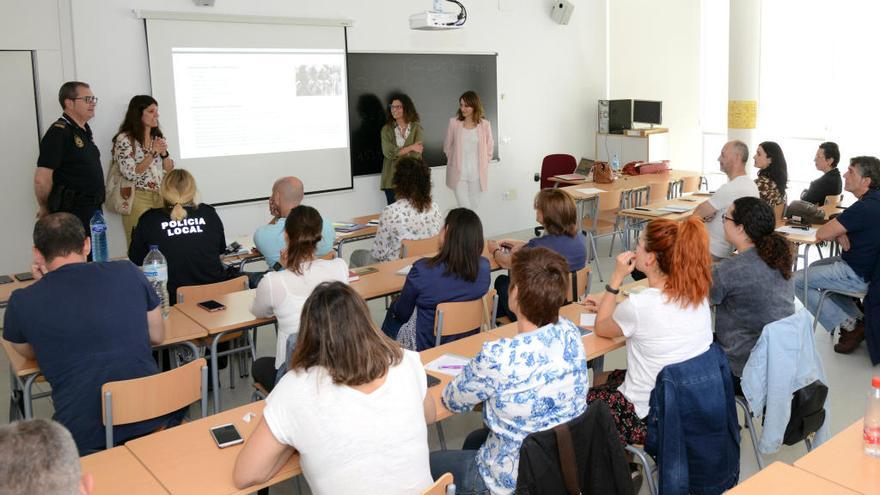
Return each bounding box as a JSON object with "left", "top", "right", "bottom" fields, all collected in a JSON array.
[
  {"left": 794, "top": 419, "right": 880, "bottom": 495},
  {"left": 126, "top": 402, "right": 301, "bottom": 495},
  {"left": 335, "top": 213, "right": 381, "bottom": 258},
  {"left": 175, "top": 290, "right": 275, "bottom": 412},
  {"left": 727, "top": 461, "right": 859, "bottom": 494},
  {"left": 552, "top": 169, "right": 700, "bottom": 188},
  {"left": 2, "top": 308, "right": 208, "bottom": 420},
  {"left": 0, "top": 276, "right": 35, "bottom": 308},
  {"left": 420, "top": 331, "right": 504, "bottom": 422},
  {"left": 349, "top": 256, "right": 420, "bottom": 301},
  {"left": 81, "top": 446, "right": 170, "bottom": 495}
]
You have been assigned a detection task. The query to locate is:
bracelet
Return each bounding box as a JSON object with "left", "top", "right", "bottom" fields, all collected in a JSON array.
[
  {"left": 159, "top": 152, "right": 170, "bottom": 159},
  {"left": 605, "top": 284, "right": 620, "bottom": 295}
]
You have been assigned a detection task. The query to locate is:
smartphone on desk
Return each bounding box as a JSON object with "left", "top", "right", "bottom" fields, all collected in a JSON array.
[
  {"left": 197, "top": 299, "right": 226, "bottom": 312},
  {"left": 210, "top": 423, "right": 243, "bottom": 448},
  {"left": 14, "top": 272, "right": 34, "bottom": 282},
  {"left": 0, "top": 275, "right": 13, "bottom": 284},
  {"left": 427, "top": 374, "right": 441, "bottom": 388}
]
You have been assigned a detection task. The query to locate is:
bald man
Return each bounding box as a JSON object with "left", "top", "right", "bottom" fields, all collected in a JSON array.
[
  {"left": 253, "top": 177, "right": 335, "bottom": 269},
  {"left": 692, "top": 140, "right": 760, "bottom": 260}
]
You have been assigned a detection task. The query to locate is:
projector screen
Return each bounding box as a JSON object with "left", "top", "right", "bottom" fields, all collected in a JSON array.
[{"left": 145, "top": 18, "right": 352, "bottom": 204}]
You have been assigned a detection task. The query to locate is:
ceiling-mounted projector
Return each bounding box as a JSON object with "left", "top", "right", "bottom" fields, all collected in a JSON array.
[{"left": 410, "top": 0, "right": 467, "bottom": 30}]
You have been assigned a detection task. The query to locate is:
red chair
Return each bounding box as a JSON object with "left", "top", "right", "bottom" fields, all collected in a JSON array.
[{"left": 538, "top": 154, "right": 578, "bottom": 189}]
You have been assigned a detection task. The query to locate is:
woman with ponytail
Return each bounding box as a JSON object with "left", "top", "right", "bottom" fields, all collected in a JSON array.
[
  {"left": 711, "top": 196, "right": 795, "bottom": 382},
  {"left": 582, "top": 216, "right": 714, "bottom": 445},
  {"left": 129, "top": 169, "right": 227, "bottom": 304}
]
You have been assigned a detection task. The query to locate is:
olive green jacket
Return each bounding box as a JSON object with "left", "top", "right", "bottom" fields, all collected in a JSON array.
[{"left": 380, "top": 122, "right": 424, "bottom": 189}]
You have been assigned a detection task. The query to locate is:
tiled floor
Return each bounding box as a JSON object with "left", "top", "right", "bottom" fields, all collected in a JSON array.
[{"left": 1, "top": 232, "right": 877, "bottom": 495}]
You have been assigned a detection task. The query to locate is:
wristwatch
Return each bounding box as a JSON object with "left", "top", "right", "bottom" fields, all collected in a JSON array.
[
  {"left": 159, "top": 152, "right": 170, "bottom": 159},
  {"left": 605, "top": 284, "right": 620, "bottom": 295}
]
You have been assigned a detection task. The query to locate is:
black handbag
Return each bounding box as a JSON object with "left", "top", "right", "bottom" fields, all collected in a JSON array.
[
  {"left": 784, "top": 200, "right": 827, "bottom": 225},
  {"left": 783, "top": 379, "right": 828, "bottom": 445}
]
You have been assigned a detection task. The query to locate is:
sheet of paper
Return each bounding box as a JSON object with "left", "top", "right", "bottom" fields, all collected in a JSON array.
[
  {"left": 579, "top": 313, "right": 597, "bottom": 327},
  {"left": 576, "top": 187, "right": 605, "bottom": 195},
  {"left": 776, "top": 226, "right": 818, "bottom": 236},
  {"left": 660, "top": 204, "right": 697, "bottom": 213},
  {"left": 425, "top": 354, "right": 471, "bottom": 377},
  {"left": 396, "top": 264, "right": 412, "bottom": 276}
]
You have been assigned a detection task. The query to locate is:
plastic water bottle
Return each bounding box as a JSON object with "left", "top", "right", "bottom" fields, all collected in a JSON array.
[
  {"left": 142, "top": 245, "right": 170, "bottom": 318},
  {"left": 612, "top": 153, "right": 621, "bottom": 173},
  {"left": 89, "top": 209, "right": 108, "bottom": 262},
  {"left": 865, "top": 376, "right": 880, "bottom": 457}
]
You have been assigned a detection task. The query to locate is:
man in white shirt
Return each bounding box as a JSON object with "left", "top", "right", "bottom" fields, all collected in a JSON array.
[{"left": 693, "top": 140, "right": 760, "bottom": 260}]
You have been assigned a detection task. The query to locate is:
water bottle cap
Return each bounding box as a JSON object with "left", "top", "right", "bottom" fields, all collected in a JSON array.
[
  {"left": 149, "top": 245, "right": 159, "bottom": 250},
  {"left": 873, "top": 376, "right": 880, "bottom": 388}
]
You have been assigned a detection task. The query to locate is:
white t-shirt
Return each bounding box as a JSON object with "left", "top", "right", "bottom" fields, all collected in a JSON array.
[
  {"left": 706, "top": 174, "right": 760, "bottom": 258},
  {"left": 250, "top": 258, "right": 349, "bottom": 368},
  {"left": 614, "top": 288, "right": 713, "bottom": 418},
  {"left": 263, "top": 350, "right": 433, "bottom": 495},
  {"left": 459, "top": 126, "right": 480, "bottom": 182}
]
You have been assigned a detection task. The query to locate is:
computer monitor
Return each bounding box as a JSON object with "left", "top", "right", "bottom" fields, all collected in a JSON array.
[{"left": 633, "top": 100, "right": 662, "bottom": 126}]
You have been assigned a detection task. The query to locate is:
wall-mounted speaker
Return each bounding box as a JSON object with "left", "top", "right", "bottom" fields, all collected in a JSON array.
[{"left": 551, "top": 1, "right": 575, "bottom": 25}]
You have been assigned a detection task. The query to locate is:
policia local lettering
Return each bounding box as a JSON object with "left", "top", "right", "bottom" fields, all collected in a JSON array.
[{"left": 162, "top": 217, "right": 207, "bottom": 237}]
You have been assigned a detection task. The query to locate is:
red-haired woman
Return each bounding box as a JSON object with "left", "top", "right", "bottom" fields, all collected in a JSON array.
[{"left": 583, "top": 216, "right": 713, "bottom": 445}]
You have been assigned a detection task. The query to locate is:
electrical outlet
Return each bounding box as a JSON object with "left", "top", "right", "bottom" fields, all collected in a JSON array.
[{"left": 502, "top": 189, "right": 518, "bottom": 201}]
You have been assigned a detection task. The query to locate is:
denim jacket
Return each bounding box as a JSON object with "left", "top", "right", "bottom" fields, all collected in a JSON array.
[
  {"left": 645, "top": 343, "right": 740, "bottom": 495},
  {"left": 741, "top": 308, "right": 830, "bottom": 454}
]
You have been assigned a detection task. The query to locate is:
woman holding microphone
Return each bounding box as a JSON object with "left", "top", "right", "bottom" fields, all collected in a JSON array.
[
  {"left": 111, "top": 95, "right": 174, "bottom": 245},
  {"left": 444, "top": 90, "right": 494, "bottom": 210}
]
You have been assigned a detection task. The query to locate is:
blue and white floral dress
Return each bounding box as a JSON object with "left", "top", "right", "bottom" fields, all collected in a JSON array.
[{"left": 442, "top": 317, "right": 589, "bottom": 494}]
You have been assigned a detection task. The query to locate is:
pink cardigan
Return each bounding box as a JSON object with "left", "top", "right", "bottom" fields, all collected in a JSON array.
[{"left": 443, "top": 117, "right": 494, "bottom": 191}]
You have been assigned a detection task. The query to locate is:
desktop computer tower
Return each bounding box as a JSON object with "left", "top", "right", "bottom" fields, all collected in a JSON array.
[{"left": 598, "top": 99, "right": 632, "bottom": 134}]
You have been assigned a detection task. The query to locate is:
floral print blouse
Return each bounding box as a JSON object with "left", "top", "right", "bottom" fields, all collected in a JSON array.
[
  {"left": 755, "top": 175, "right": 786, "bottom": 206},
  {"left": 442, "top": 318, "right": 589, "bottom": 494},
  {"left": 113, "top": 134, "right": 165, "bottom": 192},
  {"left": 370, "top": 199, "right": 442, "bottom": 262}
]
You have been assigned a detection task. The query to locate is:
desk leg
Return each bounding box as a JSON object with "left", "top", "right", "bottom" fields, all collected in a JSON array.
[
  {"left": 210, "top": 332, "right": 228, "bottom": 414},
  {"left": 336, "top": 238, "right": 347, "bottom": 259},
  {"left": 23, "top": 373, "right": 39, "bottom": 419},
  {"left": 8, "top": 366, "right": 22, "bottom": 421},
  {"left": 802, "top": 244, "right": 811, "bottom": 303}
]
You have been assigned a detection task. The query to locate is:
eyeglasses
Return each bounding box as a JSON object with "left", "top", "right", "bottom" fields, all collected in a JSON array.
[
  {"left": 74, "top": 96, "right": 98, "bottom": 104},
  {"left": 722, "top": 215, "right": 736, "bottom": 223},
  {"left": 389, "top": 104, "right": 403, "bottom": 110}
]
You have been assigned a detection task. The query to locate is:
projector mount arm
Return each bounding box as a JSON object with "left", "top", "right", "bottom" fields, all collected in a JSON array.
[{"left": 433, "top": 0, "right": 467, "bottom": 26}]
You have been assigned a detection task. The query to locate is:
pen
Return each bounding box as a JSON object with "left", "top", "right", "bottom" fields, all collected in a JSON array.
[
  {"left": 634, "top": 207, "right": 650, "bottom": 211},
  {"left": 440, "top": 365, "right": 464, "bottom": 370}
]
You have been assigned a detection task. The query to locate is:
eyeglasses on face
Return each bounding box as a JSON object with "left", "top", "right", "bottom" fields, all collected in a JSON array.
[
  {"left": 75, "top": 96, "right": 98, "bottom": 104},
  {"left": 722, "top": 214, "right": 736, "bottom": 223}
]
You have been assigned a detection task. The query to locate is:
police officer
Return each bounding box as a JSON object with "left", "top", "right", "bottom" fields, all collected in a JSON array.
[{"left": 34, "top": 81, "right": 104, "bottom": 235}]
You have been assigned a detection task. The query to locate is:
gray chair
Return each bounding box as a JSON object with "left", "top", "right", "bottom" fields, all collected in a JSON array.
[{"left": 811, "top": 288, "right": 867, "bottom": 336}]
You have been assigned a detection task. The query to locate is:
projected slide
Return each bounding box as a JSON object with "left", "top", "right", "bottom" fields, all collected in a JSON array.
[{"left": 171, "top": 48, "right": 348, "bottom": 159}]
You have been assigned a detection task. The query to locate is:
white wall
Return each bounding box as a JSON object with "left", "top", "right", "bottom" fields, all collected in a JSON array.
[
  {"left": 607, "top": 0, "right": 703, "bottom": 172},
  {"left": 0, "top": 0, "right": 607, "bottom": 262}
]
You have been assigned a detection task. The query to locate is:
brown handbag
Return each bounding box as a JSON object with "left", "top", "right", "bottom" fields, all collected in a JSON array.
[{"left": 593, "top": 161, "right": 614, "bottom": 184}]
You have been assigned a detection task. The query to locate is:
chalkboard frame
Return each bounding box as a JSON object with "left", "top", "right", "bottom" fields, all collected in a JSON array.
[{"left": 346, "top": 51, "right": 499, "bottom": 177}]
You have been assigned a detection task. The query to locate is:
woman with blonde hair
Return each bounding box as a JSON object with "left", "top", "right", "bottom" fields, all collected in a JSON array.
[{"left": 128, "top": 169, "right": 227, "bottom": 304}]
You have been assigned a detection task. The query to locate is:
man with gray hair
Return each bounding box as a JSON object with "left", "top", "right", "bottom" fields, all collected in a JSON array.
[
  {"left": 253, "top": 176, "right": 336, "bottom": 270},
  {"left": 0, "top": 419, "right": 93, "bottom": 494},
  {"left": 693, "top": 140, "right": 760, "bottom": 260},
  {"left": 796, "top": 156, "right": 880, "bottom": 355}
]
